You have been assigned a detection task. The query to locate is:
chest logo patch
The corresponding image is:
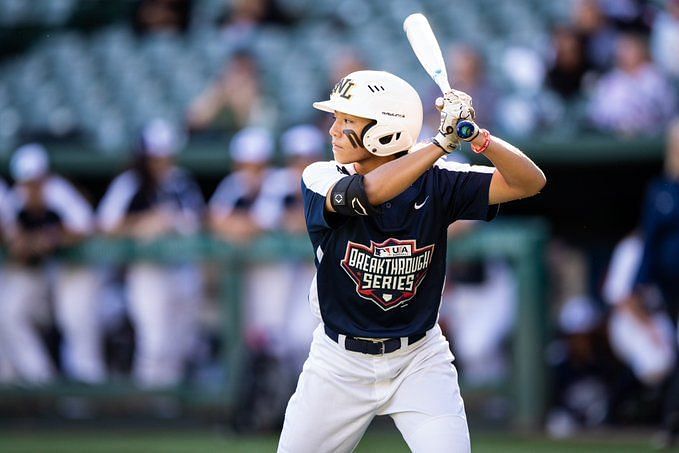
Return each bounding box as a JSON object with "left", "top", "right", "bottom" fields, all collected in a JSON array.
[{"left": 340, "top": 238, "right": 435, "bottom": 311}]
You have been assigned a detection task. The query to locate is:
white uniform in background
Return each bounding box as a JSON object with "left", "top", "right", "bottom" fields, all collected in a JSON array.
[
  {"left": 440, "top": 260, "right": 517, "bottom": 385},
  {"left": 97, "top": 121, "right": 204, "bottom": 388},
  {"left": 0, "top": 145, "right": 103, "bottom": 384},
  {"left": 603, "top": 233, "right": 675, "bottom": 385},
  {"left": 209, "top": 128, "right": 279, "bottom": 353},
  {"left": 248, "top": 125, "right": 325, "bottom": 368}
]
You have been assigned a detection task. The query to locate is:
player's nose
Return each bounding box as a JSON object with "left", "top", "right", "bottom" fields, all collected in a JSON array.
[{"left": 329, "top": 119, "right": 342, "bottom": 138}]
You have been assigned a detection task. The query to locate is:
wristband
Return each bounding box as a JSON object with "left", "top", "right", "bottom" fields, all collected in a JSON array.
[{"left": 471, "top": 129, "right": 491, "bottom": 154}]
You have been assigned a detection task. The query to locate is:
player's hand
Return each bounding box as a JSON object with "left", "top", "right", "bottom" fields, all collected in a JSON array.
[
  {"left": 432, "top": 89, "right": 477, "bottom": 153},
  {"left": 438, "top": 89, "right": 475, "bottom": 122}
]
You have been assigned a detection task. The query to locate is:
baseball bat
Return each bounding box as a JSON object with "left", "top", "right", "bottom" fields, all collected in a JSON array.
[{"left": 403, "top": 13, "right": 478, "bottom": 140}]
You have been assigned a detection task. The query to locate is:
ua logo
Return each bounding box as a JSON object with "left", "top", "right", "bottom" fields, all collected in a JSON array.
[{"left": 333, "top": 78, "right": 356, "bottom": 99}]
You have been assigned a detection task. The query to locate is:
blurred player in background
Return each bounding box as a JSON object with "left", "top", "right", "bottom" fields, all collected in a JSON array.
[
  {"left": 208, "top": 126, "right": 273, "bottom": 244},
  {"left": 208, "top": 126, "right": 284, "bottom": 430},
  {"left": 253, "top": 124, "right": 326, "bottom": 373},
  {"left": 0, "top": 144, "right": 103, "bottom": 385},
  {"left": 628, "top": 118, "right": 679, "bottom": 447},
  {"left": 277, "top": 70, "right": 545, "bottom": 452},
  {"left": 97, "top": 119, "right": 204, "bottom": 388}
]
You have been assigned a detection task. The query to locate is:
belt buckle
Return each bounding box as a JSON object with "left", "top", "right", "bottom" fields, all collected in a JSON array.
[{"left": 369, "top": 339, "right": 386, "bottom": 354}]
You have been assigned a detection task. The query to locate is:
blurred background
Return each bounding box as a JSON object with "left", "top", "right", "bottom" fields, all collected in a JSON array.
[{"left": 1, "top": 0, "right": 679, "bottom": 451}]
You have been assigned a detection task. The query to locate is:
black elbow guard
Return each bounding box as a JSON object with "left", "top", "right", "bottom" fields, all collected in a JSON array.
[{"left": 330, "top": 175, "right": 380, "bottom": 217}]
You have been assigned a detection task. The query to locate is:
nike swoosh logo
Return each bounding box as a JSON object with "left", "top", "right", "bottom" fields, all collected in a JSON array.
[{"left": 414, "top": 196, "right": 429, "bottom": 210}]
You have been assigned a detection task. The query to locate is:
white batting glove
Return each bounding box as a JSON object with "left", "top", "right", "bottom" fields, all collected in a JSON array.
[
  {"left": 432, "top": 90, "right": 476, "bottom": 153},
  {"left": 440, "top": 89, "right": 475, "bottom": 121}
]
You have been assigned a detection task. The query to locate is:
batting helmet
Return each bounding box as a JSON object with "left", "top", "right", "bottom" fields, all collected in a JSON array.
[
  {"left": 313, "top": 70, "right": 423, "bottom": 157},
  {"left": 10, "top": 143, "right": 49, "bottom": 183}
]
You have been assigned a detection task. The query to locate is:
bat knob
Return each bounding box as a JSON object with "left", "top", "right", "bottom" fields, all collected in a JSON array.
[{"left": 456, "top": 120, "right": 478, "bottom": 141}]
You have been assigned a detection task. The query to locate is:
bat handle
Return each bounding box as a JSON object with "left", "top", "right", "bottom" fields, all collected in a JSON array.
[{"left": 456, "top": 120, "right": 479, "bottom": 141}]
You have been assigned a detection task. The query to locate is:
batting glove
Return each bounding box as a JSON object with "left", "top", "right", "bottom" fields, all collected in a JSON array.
[{"left": 431, "top": 90, "right": 476, "bottom": 153}]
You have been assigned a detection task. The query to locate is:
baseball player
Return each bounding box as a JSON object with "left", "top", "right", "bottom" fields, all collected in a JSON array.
[
  {"left": 0, "top": 144, "right": 104, "bottom": 384},
  {"left": 97, "top": 119, "right": 205, "bottom": 388},
  {"left": 277, "top": 70, "right": 546, "bottom": 453}
]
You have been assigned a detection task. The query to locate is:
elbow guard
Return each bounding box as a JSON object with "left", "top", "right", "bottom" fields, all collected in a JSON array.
[{"left": 330, "top": 175, "right": 380, "bottom": 217}]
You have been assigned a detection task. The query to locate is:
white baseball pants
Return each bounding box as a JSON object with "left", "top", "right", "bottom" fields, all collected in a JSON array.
[
  {"left": 126, "top": 262, "right": 201, "bottom": 388},
  {"left": 277, "top": 323, "right": 470, "bottom": 453},
  {"left": 0, "top": 264, "right": 104, "bottom": 384}
]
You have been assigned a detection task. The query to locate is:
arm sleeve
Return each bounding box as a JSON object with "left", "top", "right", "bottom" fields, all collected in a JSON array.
[
  {"left": 602, "top": 234, "right": 643, "bottom": 305},
  {"left": 46, "top": 177, "right": 94, "bottom": 234},
  {"left": 251, "top": 169, "right": 289, "bottom": 230},
  {"left": 97, "top": 172, "right": 139, "bottom": 233},
  {"left": 433, "top": 160, "right": 499, "bottom": 224},
  {"left": 208, "top": 174, "right": 243, "bottom": 218},
  {"left": 301, "top": 161, "right": 350, "bottom": 232}
]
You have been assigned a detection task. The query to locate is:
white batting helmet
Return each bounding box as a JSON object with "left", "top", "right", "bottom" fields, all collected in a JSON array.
[
  {"left": 10, "top": 143, "right": 49, "bottom": 182},
  {"left": 313, "top": 70, "right": 423, "bottom": 157}
]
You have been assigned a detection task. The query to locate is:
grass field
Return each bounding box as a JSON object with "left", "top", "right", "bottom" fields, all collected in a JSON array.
[{"left": 0, "top": 426, "right": 661, "bottom": 452}]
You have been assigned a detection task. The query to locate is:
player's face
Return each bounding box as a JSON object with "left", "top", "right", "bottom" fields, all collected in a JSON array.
[{"left": 329, "top": 111, "right": 373, "bottom": 164}]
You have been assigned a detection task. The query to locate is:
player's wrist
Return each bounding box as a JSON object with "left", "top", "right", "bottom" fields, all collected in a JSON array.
[
  {"left": 470, "top": 129, "right": 491, "bottom": 154},
  {"left": 432, "top": 133, "right": 459, "bottom": 154}
]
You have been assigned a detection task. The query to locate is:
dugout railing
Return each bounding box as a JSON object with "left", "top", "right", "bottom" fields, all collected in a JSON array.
[{"left": 0, "top": 219, "right": 548, "bottom": 430}]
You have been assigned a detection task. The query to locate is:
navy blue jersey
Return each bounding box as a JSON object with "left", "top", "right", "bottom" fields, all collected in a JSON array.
[
  {"left": 635, "top": 177, "right": 679, "bottom": 302},
  {"left": 302, "top": 159, "right": 498, "bottom": 338}
]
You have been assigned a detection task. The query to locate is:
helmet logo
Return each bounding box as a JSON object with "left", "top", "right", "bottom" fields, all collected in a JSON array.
[{"left": 332, "top": 78, "right": 356, "bottom": 99}]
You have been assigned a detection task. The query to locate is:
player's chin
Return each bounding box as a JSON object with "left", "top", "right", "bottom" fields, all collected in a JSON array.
[{"left": 332, "top": 148, "right": 351, "bottom": 164}]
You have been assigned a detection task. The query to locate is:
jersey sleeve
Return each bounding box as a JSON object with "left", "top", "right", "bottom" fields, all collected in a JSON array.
[
  {"left": 301, "top": 161, "right": 349, "bottom": 232},
  {"left": 251, "top": 169, "right": 290, "bottom": 230},
  {"left": 97, "top": 171, "right": 139, "bottom": 233},
  {"left": 46, "top": 177, "right": 94, "bottom": 234},
  {"left": 433, "top": 160, "right": 499, "bottom": 224},
  {"left": 209, "top": 173, "right": 244, "bottom": 218}
]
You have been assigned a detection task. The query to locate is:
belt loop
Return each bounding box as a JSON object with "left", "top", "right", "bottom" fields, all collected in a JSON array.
[
  {"left": 338, "top": 334, "right": 347, "bottom": 351},
  {"left": 400, "top": 337, "right": 408, "bottom": 350}
]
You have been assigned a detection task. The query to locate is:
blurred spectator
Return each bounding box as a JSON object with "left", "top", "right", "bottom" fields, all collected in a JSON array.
[
  {"left": 588, "top": 32, "right": 677, "bottom": 136},
  {"left": 547, "top": 25, "right": 592, "bottom": 100},
  {"left": 599, "top": 0, "right": 651, "bottom": 33},
  {"left": 218, "top": 0, "right": 291, "bottom": 47},
  {"left": 651, "top": 0, "right": 679, "bottom": 80},
  {"left": 328, "top": 48, "right": 368, "bottom": 90},
  {"left": 572, "top": 0, "right": 619, "bottom": 71},
  {"left": 0, "top": 144, "right": 103, "bottom": 385},
  {"left": 132, "top": 0, "right": 192, "bottom": 36},
  {"left": 424, "top": 44, "right": 499, "bottom": 136},
  {"left": 97, "top": 119, "right": 205, "bottom": 388},
  {"left": 629, "top": 118, "right": 679, "bottom": 447},
  {"left": 187, "top": 50, "right": 277, "bottom": 138}
]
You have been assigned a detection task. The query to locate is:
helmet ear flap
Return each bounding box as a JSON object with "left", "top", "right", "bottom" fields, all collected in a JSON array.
[{"left": 363, "top": 124, "right": 414, "bottom": 157}]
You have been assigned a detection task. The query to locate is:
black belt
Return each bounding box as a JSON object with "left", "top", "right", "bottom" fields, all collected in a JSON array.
[{"left": 324, "top": 325, "right": 425, "bottom": 355}]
